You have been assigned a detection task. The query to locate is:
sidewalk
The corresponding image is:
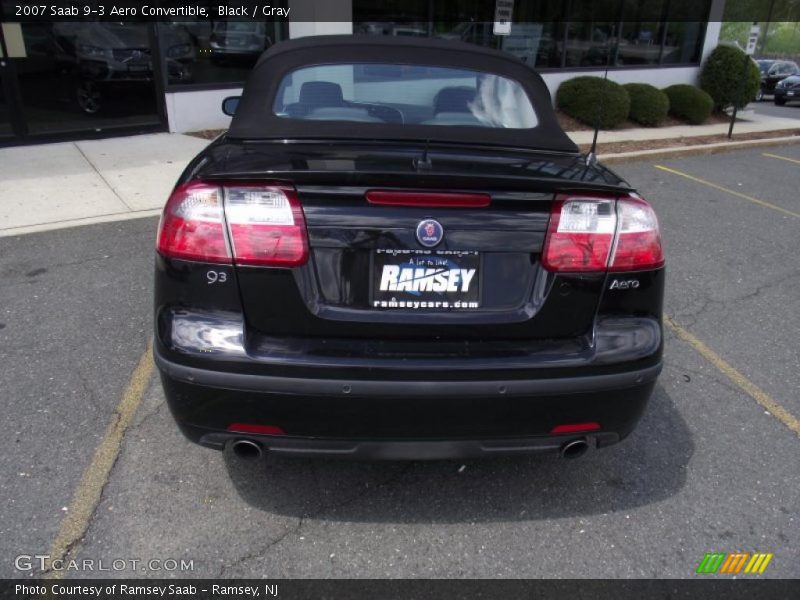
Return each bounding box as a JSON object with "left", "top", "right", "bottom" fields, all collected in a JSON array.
[
  {"left": 0, "top": 133, "right": 208, "bottom": 237},
  {"left": 1, "top": 112, "right": 798, "bottom": 237},
  {"left": 567, "top": 110, "right": 800, "bottom": 145}
]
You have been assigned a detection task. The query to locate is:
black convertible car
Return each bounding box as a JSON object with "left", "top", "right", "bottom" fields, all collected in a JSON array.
[{"left": 155, "top": 36, "right": 664, "bottom": 461}]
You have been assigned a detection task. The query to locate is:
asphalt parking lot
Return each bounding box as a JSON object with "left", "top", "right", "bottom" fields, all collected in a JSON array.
[
  {"left": 752, "top": 99, "right": 800, "bottom": 118},
  {"left": 1, "top": 144, "right": 798, "bottom": 579}
]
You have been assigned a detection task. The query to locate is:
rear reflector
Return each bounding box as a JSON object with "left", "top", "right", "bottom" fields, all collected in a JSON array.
[
  {"left": 157, "top": 181, "right": 308, "bottom": 267},
  {"left": 551, "top": 422, "right": 601, "bottom": 434},
  {"left": 366, "top": 190, "right": 491, "bottom": 208},
  {"left": 542, "top": 193, "right": 664, "bottom": 273},
  {"left": 227, "top": 423, "right": 286, "bottom": 435}
]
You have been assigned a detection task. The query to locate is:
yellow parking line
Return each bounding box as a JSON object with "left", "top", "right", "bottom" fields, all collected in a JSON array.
[
  {"left": 654, "top": 165, "right": 800, "bottom": 219},
  {"left": 763, "top": 152, "right": 800, "bottom": 166},
  {"left": 43, "top": 340, "right": 155, "bottom": 579},
  {"left": 665, "top": 316, "right": 800, "bottom": 438}
]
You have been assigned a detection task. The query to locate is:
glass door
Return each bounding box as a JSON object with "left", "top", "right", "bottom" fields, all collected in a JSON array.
[
  {"left": 16, "top": 22, "right": 164, "bottom": 134},
  {"left": 0, "top": 33, "right": 16, "bottom": 138},
  {"left": 0, "top": 70, "right": 14, "bottom": 138},
  {"left": 0, "top": 21, "right": 166, "bottom": 143}
]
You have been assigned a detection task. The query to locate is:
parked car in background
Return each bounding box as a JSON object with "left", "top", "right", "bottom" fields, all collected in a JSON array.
[
  {"left": 209, "top": 21, "right": 271, "bottom": 64},
  {"left": 155, "top": 36, "right": 665, "bottom": 462},
  {"left": 773, "top": 73, "right": 800, "bottom": 106},
  {"left": 354, "top": 22, "right": 428, "bottom": 37},
  {"left": 23, "top": 22, "right": 193, "bottom": 116},
  {"left": 756, "top": 59, "right": 799, "bottom": 101},
  {"left": 437, "top": 21, "right": 495, "bottom": 46},
  {"left": 391, "top": 26, "right": 428, "bottom": 37}
]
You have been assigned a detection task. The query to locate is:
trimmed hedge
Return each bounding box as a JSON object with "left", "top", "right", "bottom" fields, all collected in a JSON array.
[
  {"left": 623, "top": 83, "right": 670, "bottom": 126},
  {"left": 700, "top": 45, "right": 761, "bottom": 110},
  {"left": 664, "top": 85, "right": 714, "bottom": 124},
  {"left": 556, "top": 76, "right": 630, "bottom": 129}
]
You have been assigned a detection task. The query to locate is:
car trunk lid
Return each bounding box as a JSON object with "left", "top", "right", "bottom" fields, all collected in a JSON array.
[{"left": 198, "top": 140, "right": 630, "bottom": 341}]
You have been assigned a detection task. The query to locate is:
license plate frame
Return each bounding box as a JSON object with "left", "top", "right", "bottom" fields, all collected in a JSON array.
[{"left": 370, "top": 249, "right": 482, "bottom": 311}]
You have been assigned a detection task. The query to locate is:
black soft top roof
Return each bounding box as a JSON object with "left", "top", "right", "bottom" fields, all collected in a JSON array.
[{"left": 227, "top": 35, "right": 579, "bottom": 154}]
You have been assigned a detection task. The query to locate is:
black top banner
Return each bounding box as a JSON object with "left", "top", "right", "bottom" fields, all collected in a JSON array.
[{"left": 1, "top": 0, "right": 799, "bottom": 23}]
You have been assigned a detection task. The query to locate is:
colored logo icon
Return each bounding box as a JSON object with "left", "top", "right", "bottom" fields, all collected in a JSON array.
[
  {"left": 696, "top": 552, "right": 773, "bottom": 574},
  {"left": 416, "top": 219, "right": 444, "bottom": 248}
]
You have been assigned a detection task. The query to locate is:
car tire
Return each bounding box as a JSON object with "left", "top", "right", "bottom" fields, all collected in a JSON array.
[
  {"left": 76, "top": 80, "right": 102, "bottom": 115},
  {"left": 774, "top": 97, "right": 786, "bottom": 106},
  {"left": 755, "top": 87, "right": 764, "bottom": 102}
]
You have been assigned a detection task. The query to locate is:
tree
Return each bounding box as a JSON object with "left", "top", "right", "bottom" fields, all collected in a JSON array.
[{"left": 700, "top": 45, "right": 761, "bottom": 110}]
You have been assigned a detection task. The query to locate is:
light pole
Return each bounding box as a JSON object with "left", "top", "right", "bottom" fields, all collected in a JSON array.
[
  {"left": 759, "top": 0, "right": 777, "bottom": 55},
  {"left": 728, "top": 22, "right": 759, "bottom": 139}
]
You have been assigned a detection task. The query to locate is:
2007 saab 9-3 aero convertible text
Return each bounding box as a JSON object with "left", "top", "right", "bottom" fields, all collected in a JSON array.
[{"left": 154, "top": 36, "right": 665, "bottom": 461}]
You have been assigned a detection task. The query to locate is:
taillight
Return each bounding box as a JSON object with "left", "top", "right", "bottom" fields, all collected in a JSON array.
[
  {"left": 541, "top": 196, "right": 616, "bottom": 272},
  {"left": 156, "top": 181, "right": 308, "bottom": 267},
  {"left": 157, "top": 181, "right": 230, "bottom": 263},
  {"left": 608, "top": 196, "right": 665, "bottom": 272},
  {"left": 542, "top": 194, "right": 663, "bottom": 273},
  {"left": 224, "top": 184, "right": 308, "bottom": 267}
]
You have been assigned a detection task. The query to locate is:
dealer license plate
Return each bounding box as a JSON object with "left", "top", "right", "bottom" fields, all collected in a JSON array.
[{"left": 371, "top": 249, "right": 481, "bottom": 310}]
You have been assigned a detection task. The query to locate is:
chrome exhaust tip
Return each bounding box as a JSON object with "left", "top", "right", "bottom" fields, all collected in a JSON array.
[
  {"left": 560, "top": 438, "right": 589, "bottom": 459},
  {"left": 231, "top": 439, "right": 263, "bottom": 460}
]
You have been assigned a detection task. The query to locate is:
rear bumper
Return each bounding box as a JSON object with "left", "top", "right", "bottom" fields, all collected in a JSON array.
[
  {"left": 155, "top": 345, "right": 661, "bottom": 459},
  {"left": 156, "top": 351, "right": 660, "bottom": 398},
  {"left": 774, "top": 88, "right": 798, "bottom": 100},
  {"left": 186, "top": 424, "right": 621, "bottom": 460}
]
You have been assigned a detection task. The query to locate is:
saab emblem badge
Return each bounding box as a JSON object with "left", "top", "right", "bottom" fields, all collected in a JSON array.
[{"left": 416, "top": 219, "right": 444, "bottom": 248}]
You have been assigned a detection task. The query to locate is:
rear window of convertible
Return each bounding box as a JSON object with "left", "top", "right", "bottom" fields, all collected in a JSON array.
[{"left": 272, "top": 63, "right": 538, "bottom": 129}]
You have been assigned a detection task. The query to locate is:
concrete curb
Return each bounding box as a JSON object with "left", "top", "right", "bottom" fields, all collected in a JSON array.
[
  {"left": 0, "top": 209, "right": 161, "bottom": 239},
  {"left": 599, "top": 135, "right": 800, "bottom": 164}
]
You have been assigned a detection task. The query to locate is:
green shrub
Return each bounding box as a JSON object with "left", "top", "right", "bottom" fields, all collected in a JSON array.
[
  {"left": 623, "top": 83, "right": 670, "bottom": 126},
  {"left": 700, "top": 45, "right": 760, "bottom": 110},
  {"left": 664, "top": 85, "right": 714, "bottom": 124},
  {"left": 556, "top": 76, "right": 630, "bottom": 129}
]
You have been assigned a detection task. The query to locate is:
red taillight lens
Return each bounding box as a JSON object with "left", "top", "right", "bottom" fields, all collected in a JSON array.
[
  {"left": 157, "top": 181, "right": 231, "bottom": 263},
  {"left": 541, "top": 196, "right": 616, "bottom": 272},
  {"left": 542, "top": 194, "right": 664, "bottom": 273},
  {"left": 366, "top": 190, "right": 491, "bottom": 208},
  {"left": 608, "top": 196, "right": 664, "bottom": 272},
  {"left": 156, "top": 182, "right": 309, "bottom": 268},
  {"left": 224, "top": 184, "right": 308, "bottom": 267}
]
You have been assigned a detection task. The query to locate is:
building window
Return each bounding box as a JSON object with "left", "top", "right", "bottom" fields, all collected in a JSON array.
[
  {"left": 617, "top": 0, "right": 668, "bottom": 65},
  {"left": 353, "top": 0, "right": 431, "bottom": 36},
  {"left": 661, "top": 22, "right": 706, "bottom": 64},
  {"left": 354, "top": 0, "right": 711, "bottom": 70},
  {"left": 159, "top": 18, "right": 287, "bottom": 89},
  {"left": 12, "top": 22, "right": 162, "bottom": 134}
]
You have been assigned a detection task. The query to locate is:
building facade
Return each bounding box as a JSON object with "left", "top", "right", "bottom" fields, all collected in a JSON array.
[{"left": 0, "top": 0, "right": 724, "bottom": 144}]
